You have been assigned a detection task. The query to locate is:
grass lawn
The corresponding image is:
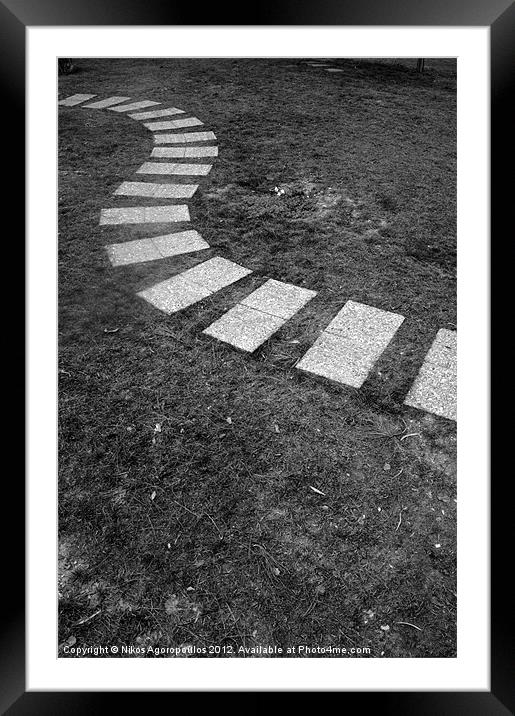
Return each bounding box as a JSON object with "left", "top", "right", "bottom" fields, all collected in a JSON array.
[{"left": 58, "top": 58, "right": 457, "bottom": 658}]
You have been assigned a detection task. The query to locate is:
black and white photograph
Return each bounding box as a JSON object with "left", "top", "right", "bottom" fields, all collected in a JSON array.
[
  {"left": 57, "top": 57, "right": 458, "bottom": 660},
  {"left": 9, "top": 1, "right": 507, "bottom": 704}
]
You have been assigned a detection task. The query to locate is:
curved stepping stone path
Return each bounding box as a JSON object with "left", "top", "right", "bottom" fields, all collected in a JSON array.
[{"left": 59, "top": 92, "right": 457, "bottom": 421}]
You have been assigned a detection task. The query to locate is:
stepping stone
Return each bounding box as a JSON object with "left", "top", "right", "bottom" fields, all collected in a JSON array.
[
  {"left": 326, "top": 68, "right": 344, "bottom": 73},
  {"left": 109, "top": 100, "right": 161, "bottom": 113},
  {"left": 114, "top": 181, "right": 198, "bottom": 199},
  {"left": 153, "top": 131, "right": 217, "bottom": 144},
  {"left": 58, "top": 94, "right": 97, "bottom": 106},
  {"left": 106, "top": 230, "right": 209, "bottom": 266},
  {"left": 99, "top": 205, "right": 190, "bottom": 225},
  {"left": 152, "top": 146, "right": 218, "bottom": 158},
  {"left": 144, "top": 117, "right": 204, "bottom": 131},
  {"left": 203, "top": 279, "right": 316, "bottom": 352},
  {"left": 136, "top": 162, "right": 212, "bottom": 176},
  {"left": 138, "top": 257, "right": 252, "bottom": 314},
  {"left": 83, "top": 96, "right": 132, "bottom": 109},
  {"left": 404, "top": 329, "right": 457, "bottom": 421},
  {"left": 296, "top": 300, "right": 404, "bottom": 388},
  {"left": 240, "top": 279, "right": 316, "bottom": 320},
  {"left": 307, "top": 63, "right": 329, "bottom": 67},
  {"left": 204, "top": 304, "right": 285, "bottom": 352},
  {"left": 183, "top": 256, "right": 251, "bottom": 292},
  {"left": 128, "top": 107, "right": 185, "bottom": 120}
]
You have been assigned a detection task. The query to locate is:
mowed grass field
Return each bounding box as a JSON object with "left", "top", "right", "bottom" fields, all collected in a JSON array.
[{"left": 58, "top": 58, "right": 457, "bottom": 658}]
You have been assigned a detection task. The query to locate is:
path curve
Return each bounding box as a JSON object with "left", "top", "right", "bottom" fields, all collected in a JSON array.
[{"left": 58, "top": 92, "right": 457, "bottom": 421}]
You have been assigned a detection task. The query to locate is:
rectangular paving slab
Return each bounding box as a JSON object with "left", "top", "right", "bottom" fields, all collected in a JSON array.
[
  {"left": 182, "top": 256, "right": 252, "bottom": 292},
  {"left": 152, "top": 146, "right": 219, "bottom": 158},
  {"left": 106, "top": 230, "right": 209, "bottom": 266},
  {"left": 144, "top": 117, "right": 204, "bottom": 131},
  {"left": 99, "top": 205, "right": 190, "bottom": 225},
  {"left": 404, "top": 329, "right": 457, "bottom": 420},
  {"left": 138, "top": 275, "right": 213, "bottom": 314},
  {"left": 83, "top": 96, "right": 131, "bottom": 109},
  {"left": 136, "top": 162, "right": 212, "bottom": 176},
  {"left": 240, "top": 279, "right": 317, "bottom": 320},
  {"left": 153, "top": 131, "right": 217, "bottom": 144},
  {"left": 296, "top": 300, "right": 405, "bottom": 388},
  {"left": 202, "top": 279, "right": 316, "bottom": 352},
  {"left": 114, "top": 181, "right": 198, "bottom": 199},
  {"left": 128, "top": 107, "right": 185, "bottom": 120},
  {"left": 58, "top": 94, "right": 97, "bottom": 106},
  {"left": 109, "top": 100, "right": 161, "bottom": 113},
  {"left": 138, "top": 257, "right": 252, "bottom": 314},
  {"left": 203, "top": 304, "right": 286, "bottom": 352}
]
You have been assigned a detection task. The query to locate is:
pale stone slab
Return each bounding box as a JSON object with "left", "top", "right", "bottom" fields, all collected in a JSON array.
[
  {"left": 183, "top": 257, "right": 252, "bottom": 292},
  {"left": 106, "top": 238, "right": 163, "bottom": 266},
  {"left": 99, "top": 205, "right": 190, "bottom": 225},
  {"left": 58, "top": 94, "right": 97, "bottom": 106},
  {"left": 152, "top": 230, "right": 210, "bottom": 257},
  {"left": 106, "top": 230, "right": 209, "bottom": 266},
  {"left": 203, "top": 304, "right": 285, "bottom": 352},
  {"left": 152, "top": 146, "right": 219, "bottom": 158},
  {"left": 325, "top": 300, "right": 405, "bottom": 341},
  {"left": 154, "top": 131, "right": 217, "bottom": 144},
  {"left": 144, "top": 117, "right": 204, "bottom": 131},
  {"left": 296, "top": 301, "right": 404, "bottom": 388},
  {"left": 138, "top": 257, "right": 251, "bottom": 314},
  {"left": 138, "top": 275, "right": 212, "bottom": 314},
  {"left": 404, "top": 329, "right": 457, "bottom": 420},
  {"left": 419, "top": 328, "right": 457, "bottom": 368},
  {"left": 109, "top": 100, "right": 161, "bottom": 113},
  {"left": 240, "top": 279, "right": 316, "bottom": 320},
  {"left": 114, "top": 181, "right": 198, "bottom": 199},
  {"left": 326, "top": 68, "right": 344, "bottom": 73},
  {"left": 136, "top": 162, "right": 212, "bottom": 176},
  {"left": 129, "top": 107, "right": 185, "bottom": 120},
  {"left": 83, "top": 96, "right": 131, "bottom": 109},
  {"left": 296, "top": 332, "right": 378, "bottom": 388}
]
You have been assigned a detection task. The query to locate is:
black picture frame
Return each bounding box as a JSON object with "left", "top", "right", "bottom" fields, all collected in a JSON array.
[{"left": 7, "top": 0, "right": 509, "bottom": 711}]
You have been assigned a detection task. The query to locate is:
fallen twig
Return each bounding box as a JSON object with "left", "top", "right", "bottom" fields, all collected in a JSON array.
[{"left": 395, "top": 621, "right": 422, "bottom": 631}]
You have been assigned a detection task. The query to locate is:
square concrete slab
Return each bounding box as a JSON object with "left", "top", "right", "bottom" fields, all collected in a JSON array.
[
  {"left": 152, "top": 230, "right": 210, "bottom": 257},
  {"left": 138, "top": 275, "right": 212, "bottom": 314},
  {"left": 421, "top": 328, "right": 457, "bottom": 369},
  {"left": 114, "top": 181, "right": 198, "bottom": 199},
  {"left": 240, "top": 279, "right": 317, "bottom": 320},
  {"left": 58, "top": 94, "right": 97, "bottom": 106},
  {"left": 106, "top": 238, "right": 163, "bottom": 266},
  {"left": 136, "top": 162, "right": 212, "bottom": 176},
  {"left": 184, "top": 257, "right": 252, "bottom": 292},
  {"left": 99, "top": 205, "right": 190, "bottom": 224},
  {"left": 203, "top": 304, "right": 285, "bottom": 352},
  {"left": 404, "top": 329, "right": 457, "bottom": 420},
  {"left": 109, "top": 100, "right": 161, "bottom": 113},
  {"left": 325, "top": 300, "right": 404, "bottom": 342},
  {"left": 128, "top": 107, "right": 185, "bottom": 120},
  {"left": 404, "top": 361, "right": 457, "bottom": 421},
  {"left": 153, "top": 131, "right": 217, "bottom": 144},
  {"left": 296, "top": 332, "right": 378, "bottom": 388},
  {"left": 144, "top": 117, "right": 204, "bottom": 131},
  {"left": 83, "top": 96, "right": 131, "bottom": 109},
  {"left": 152, "top": 146, "right": 219, "bottom": 158}
]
